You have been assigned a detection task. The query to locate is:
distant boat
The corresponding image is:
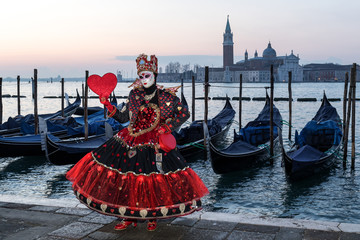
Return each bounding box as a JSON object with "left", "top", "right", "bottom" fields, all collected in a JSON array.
[
  {"left": 207, "top": 93, "right": 283, "bottom": 174},
  {"left": 282, "top": 92, "right": 343, "bottom": 181}
]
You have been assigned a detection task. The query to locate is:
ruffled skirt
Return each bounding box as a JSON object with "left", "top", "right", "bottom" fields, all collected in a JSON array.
[{"left": 66, "top": 128, "right": 209, "bottom": 220}]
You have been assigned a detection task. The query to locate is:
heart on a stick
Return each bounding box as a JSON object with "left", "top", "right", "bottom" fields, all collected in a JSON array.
[{"left": 87, "top": 73, "right": 117, "bottom": 98}]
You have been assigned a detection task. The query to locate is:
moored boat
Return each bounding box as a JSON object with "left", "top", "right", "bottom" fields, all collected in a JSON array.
[
  {"left": 282, "top": 92, "right": 343, "bottom": 181},
  {"left": 208, "top": 94, "right": 283, "bottom": 174},
  {"left": 173, "top": 97, "right": 235, "bottom": 158}
]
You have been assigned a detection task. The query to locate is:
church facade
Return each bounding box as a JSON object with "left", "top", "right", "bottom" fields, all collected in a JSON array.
[{"left": 197, "top": 16, "right": 304, "bottom": 83}]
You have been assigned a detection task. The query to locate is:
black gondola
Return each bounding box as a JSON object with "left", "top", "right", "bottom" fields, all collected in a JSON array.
[
  {"left": 207, "top": 94, "right": 283, "bottom": 174},
  {"left": 0, "top": 97, "right": 120, "bottom": 157},
  {"left": 45, "top": 103, "right": 127, "bottom": 165},
  {"left": 173, "top": 96, "right": 235, "bottom": 158},
  {"left": 282, "top": 92, "right": 343, "bottom": 181},
  {"left": 45, "top": 132, "right": 110, "bottom": 165},
  {"left": 0, "top": 90, "right": 81, "bottom": 137}
]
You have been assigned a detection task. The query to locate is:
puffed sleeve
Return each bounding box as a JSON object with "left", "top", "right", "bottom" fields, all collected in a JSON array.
[{"left": 162, "top": 97, "right": 190, "bottom": 133}]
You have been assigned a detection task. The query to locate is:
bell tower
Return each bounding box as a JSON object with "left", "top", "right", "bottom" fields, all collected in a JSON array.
[{"left": 223, "top": 15, "right": 234, "bottom": 68}]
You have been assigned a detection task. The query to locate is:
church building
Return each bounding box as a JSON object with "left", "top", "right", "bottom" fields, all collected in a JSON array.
[{"left": 197, "top": 16, "right": 304, "bottom": 82}]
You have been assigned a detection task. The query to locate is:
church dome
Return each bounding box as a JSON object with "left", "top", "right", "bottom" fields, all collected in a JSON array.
[{"left": 263, "top": 42, "right": 276, "bottom": 58}]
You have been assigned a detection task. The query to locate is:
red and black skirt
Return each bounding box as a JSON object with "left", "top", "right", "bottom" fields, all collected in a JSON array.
[{"left": 66, "top": 128, "right": 209, "bottom": 220}]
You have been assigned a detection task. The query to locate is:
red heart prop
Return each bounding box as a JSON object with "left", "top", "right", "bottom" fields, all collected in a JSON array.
[{"left": 87, "top": 73, "right": 117, "bottom": 98}]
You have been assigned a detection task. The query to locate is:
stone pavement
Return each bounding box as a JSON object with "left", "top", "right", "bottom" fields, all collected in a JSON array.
[{"left": 0, "top": 195, "right": 360, "bottom": 240}]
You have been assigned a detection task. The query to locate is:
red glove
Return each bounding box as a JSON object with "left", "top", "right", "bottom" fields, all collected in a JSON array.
[
  {"left": 158, "top": 125, "right": 171, "bottom": 134},
  {"left": 99, "top": 96, "right": 114, "bottom": 112}
]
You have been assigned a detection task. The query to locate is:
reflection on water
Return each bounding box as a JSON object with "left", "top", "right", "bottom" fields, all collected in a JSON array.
[
  {"left": 0, "top": 81, "right": 359, "bottom": 224},
  {"left": 45, "top": 168, "right": 73, "bottom": 198}
]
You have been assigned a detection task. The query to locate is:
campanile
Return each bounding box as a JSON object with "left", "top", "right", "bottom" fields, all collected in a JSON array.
[{"left": 223, "top": 15, "right": 234, "bottom": 68}]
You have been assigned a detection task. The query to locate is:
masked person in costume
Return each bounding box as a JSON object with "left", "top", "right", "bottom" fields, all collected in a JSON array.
[{"left": 66, "top": 54, "right": 209, "bottom": 231}]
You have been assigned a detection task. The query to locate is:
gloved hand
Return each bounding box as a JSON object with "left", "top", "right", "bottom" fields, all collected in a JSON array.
[
  {"left": 99, "top": 95, "right": 114, "bottom": 112},
  {"left": 158, "top": 125, "right": 171, "bottom": 135}
]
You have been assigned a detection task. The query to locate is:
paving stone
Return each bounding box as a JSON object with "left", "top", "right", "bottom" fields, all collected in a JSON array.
[
  {"left": 85, "top": 231, "right": 120, "bottom": 240},
  {"left": 339, "top": 223, "right": 360, "bottom": 233},
  {"left": 227, "top": 230, "right": 275, "bottom": 240},
  {"left": 29, "top": 205, "right": 60, "bottom": 212},
  {"left": 171, "top": 217, "right": 199, "bottom": 227},
  {"left": 303, "top": 229, "right": 340, "bottom": 240},
  {"left": 2, "top": 202, "right": 35, "bottom": 210},
  {"left": 5, "top": 226, "right": 59, "bottom": 240},
  {"left": 79, "top": 211, "right": 117, "bottom": 224},
  {"left": 180, "top": 210, "right": 203, "bottom": 220},
  {"left": 49, "top": 222, "right": 104, "bottom": 239},
  {"left": 104, "top": 224, "right": 159, "bottom": 240},
  {"left": 158, "top": 217, "right": 175, "bottom": 224},
  {"left": 235, "top": 223, "right": 280, "bottom": 234},
  {"left": 340, "top": 232, "right": 360, "bottom": 240},
  {"left": 56, "top": 207, "right": 93, "bottom": 216},
  {"left": 152, "top": 225, "right": 189, "bottom": 240},
  {"left": 193, "top": 219, "right": 237, "bottom": 232},
  {"left": 275, "top": 227, "right": 304, "bottom": 240},
  {"left": 0, "top": 207, "right": 78, "bottom": 226},
  {"left": 36, "top": 236, "right": 72, "bottom": 240},
  {"left": 182, "top": 228, "right": 228, "bottom": 240},
  {"left": 0, "top": 218, "right": 32, "bottom": 237}
]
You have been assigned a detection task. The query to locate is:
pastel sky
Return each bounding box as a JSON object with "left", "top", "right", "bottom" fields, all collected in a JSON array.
[{"left": 0, "top": 0, "right": 359, "bottom": 79}]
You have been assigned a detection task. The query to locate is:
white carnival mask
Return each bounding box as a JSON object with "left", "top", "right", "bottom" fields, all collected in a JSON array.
[{"left": 139, "top": 71, "right": 155, "bottom": 88}]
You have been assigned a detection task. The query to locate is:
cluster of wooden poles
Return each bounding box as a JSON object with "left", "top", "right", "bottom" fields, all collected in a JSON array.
[
  {"left": 343, "top": 64, "right": 357, "bottom": 169},
  {"left": 201, "top": 64, "right": 357, "bottom": 168},
  {"left": 0, "top": 66, "right": 357, "bottom": 167}
]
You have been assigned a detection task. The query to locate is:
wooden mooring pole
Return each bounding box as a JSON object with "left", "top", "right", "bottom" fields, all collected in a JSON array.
[
  {"left": 192, "top": 76, "right": 195, "bottom": 122},
  {"left": 203, "top": 66, "right": 209, "bottom": 160},
  {"left": 82, "top": 83, "right": 85, "bottom": 107},
  {"left": 61, "top": 78, "right": 65, "bottom": 117},
  {"left": 17, "top": 76, "right": 21, "bottom": 116},
  {"left": 33, "top": 69, "right": 39, "bottom": 135},
  {"left": 239, "top": 74, "right": 243, "bottom": 131},
  {"left": 204, "top": 66, "right": 209, "bottom": 125},
  {"left": 181, "top": 78, "right": 184, "bottom": 97},
  {"left": 288, "top": 71, "right": 292, "bottom": 141},
  {"left": 343, "top": 72, "right": 349, "bottom": 138},
  {"left": 0, "top": 77, "right": 2, "bottom": 124},
  {"left": 350, "top": 64, "right": 356, "bottom": 170},
  {"left": 84, "top": 71, "right": 89, "bottom": 141},
  {"left": 343, "top": 72, "right": 349, "bottom": 168},
  {"left": 269, "top": 65, "right": 274, "bottom": 164},
  {"left": 343, "top": 69, "right": 354, "bottom": 165}
]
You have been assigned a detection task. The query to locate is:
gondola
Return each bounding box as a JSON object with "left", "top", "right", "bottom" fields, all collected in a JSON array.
[
  {"left": 0, "top": 117, "right": 82, "bottom": 157},
  {"left": 45, "top": 103, "right": 128, "bottom": 165},
  {"left": 173, "top": 96, "right": 235, "bottom": 158},
  {"left": 282, "top": 92, "right": 343, "bottom": 181},
  {"left": 0, "top": 90, "right": 81, "bottom": 137},
  {"left": 207, "top": 94, "right": 283, "bottom": 174},
  {"left": 45, "top": 127, "right": 112, "bottom": 166},
  {"left": 0, "top": 99, "right": 120, "bottom": 157}
]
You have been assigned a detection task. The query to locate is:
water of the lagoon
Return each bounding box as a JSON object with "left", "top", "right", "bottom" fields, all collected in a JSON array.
[{"left": 0, "top": 80, "right": 359, "bottom": 224}]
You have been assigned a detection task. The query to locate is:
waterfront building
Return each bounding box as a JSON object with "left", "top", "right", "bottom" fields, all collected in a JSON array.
[
  {"left": 131, "top": 17, "right": 359, "bottom": 84},
  {"left": 197, "top": 16, "right": 303, "bottom": 83},
  {"left": 303, "top": 63, "right": 360, "bottom": 82}
]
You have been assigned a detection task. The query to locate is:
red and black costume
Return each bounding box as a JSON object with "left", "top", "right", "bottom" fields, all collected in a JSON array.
[{"left": 66, "top": 82, "right": 209, "bottom": 220}]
